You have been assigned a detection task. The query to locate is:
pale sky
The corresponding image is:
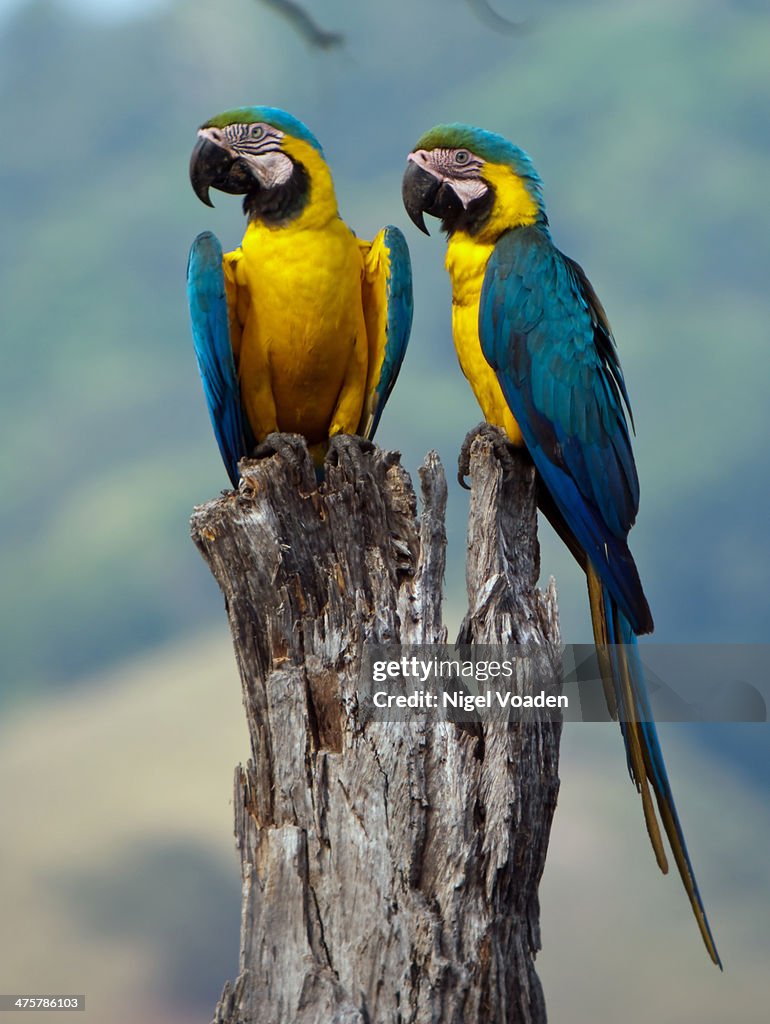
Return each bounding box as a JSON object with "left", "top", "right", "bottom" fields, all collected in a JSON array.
[{"left": 0, "top": 0, "right": 168, "bottom": 25}]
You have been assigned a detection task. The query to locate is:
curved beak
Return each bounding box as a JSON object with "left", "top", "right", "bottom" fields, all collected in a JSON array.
[
  {"left": 401, "top": 158, "right": 440, "bottom": 235},
  {"left": 189, "top": 131, "right": 257, "bottom": 208},
  {"left": 402, "top": 155, "right": 465, "bottom": 236}
]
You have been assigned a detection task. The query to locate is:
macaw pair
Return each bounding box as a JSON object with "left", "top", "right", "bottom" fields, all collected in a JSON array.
[{"left": 187, "top": 108, "right": 720, "bottom": 966}]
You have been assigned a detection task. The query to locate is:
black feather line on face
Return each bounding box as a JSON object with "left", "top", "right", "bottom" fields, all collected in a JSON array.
[
  {"left": 440, "top": 183, "right": 496, "bottom": 237},
  {"left": 243, "top": 160, "right": 310, "bottom": 224}
]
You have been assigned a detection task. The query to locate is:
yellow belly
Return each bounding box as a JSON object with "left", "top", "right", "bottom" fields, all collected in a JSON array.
[
  {"left": 446, "top": 235, "right": 524, "bottom": 446},
  {"left": 233, "top": 219, "right": 366, "bottom": 445}
]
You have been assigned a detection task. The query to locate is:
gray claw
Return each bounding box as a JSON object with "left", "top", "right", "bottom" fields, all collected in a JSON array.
[
  {"left": 253, "top": 432, "right": 309, "bottom": 469},
  {"left": 325, "top": 434, "right": 375, "bottom": 474},
  {"left": 250, "top": 430, "right": 313, "bottom": 481},
  {"left": 321, "top": 432, "right": 376, "bottom": 479}
]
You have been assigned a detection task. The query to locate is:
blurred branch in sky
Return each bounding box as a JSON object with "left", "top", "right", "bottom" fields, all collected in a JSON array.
[
  {"left": 255, "top": 0, "right": 344, "bottom": 49},
  {"left": 254, "top": 0, "right": 524, "bottom": 48},
  {"left": 465, "top": 0, "right": 525, "bottom": 34}
]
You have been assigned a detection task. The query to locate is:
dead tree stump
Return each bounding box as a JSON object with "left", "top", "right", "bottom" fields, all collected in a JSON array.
[{"left": 191, "top": 437, "right": 561, "bottom": 1024}]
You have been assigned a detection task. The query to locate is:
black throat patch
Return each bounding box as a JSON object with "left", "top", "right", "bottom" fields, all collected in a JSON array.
[
  {"left": 243, "top": 160, "right": 310, "bottom": 225},
  {"left": 441, "top": 183, "right": 496, "bottom": 237}
]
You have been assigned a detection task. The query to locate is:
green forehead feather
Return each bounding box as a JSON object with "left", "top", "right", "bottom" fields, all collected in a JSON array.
[
  {"left": 202, "top": 106, "right": 324, "bottom": 155},
  {"left": 414, "top": 123, "right": 542, "bottom": 192}
]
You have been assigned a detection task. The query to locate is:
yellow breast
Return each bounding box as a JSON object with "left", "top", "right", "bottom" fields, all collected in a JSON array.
[
  {"left": 445, "top": 232, "right": 524, "bottom": 446},
  {"left": 233, "top": 216, "right": 366, "bottom": 445}
]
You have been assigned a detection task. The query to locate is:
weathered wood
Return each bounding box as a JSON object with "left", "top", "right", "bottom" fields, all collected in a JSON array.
[{"left": 191, "top": 436, "right": 561, "bottom": 1024}]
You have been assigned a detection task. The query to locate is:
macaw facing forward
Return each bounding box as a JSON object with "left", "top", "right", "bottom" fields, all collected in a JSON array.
[
  {"left": 187, "top": 106, "right": 412, "bottom": 485},
  {"left": 402, "top": 124, "right": 720, "bottom": 966}
]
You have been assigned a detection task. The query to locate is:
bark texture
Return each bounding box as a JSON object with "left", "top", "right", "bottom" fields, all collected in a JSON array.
[{"left": 190, "top": 436, "right": 561, "bottom": 1024}]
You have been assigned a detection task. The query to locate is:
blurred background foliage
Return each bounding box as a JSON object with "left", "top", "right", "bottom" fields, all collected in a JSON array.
[{"left": 1, "top": 0, "right": 768, "bottom": 1021}]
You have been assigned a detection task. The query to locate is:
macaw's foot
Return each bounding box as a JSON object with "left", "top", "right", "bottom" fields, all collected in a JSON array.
[
  {"left": 324, "top": 433, "right": 376, "bottom": 477},
  {"left": 252, "top": 431, "right": 309, "bottom": 471},
  {"left": 458, "top": 422, "right": 516, "bottom": 489}
]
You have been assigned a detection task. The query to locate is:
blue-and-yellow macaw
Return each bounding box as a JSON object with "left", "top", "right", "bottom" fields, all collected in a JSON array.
[
  {"left": 402, "top": 124, "right": 721, "bottom": 966},
  {"left": 187, "top": 106, "right": 412, "bottom": 485}
]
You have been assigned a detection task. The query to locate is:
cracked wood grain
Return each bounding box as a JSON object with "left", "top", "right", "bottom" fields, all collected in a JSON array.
[{"left": 191, "top": 437, "right": 561, "bottom": 1024}]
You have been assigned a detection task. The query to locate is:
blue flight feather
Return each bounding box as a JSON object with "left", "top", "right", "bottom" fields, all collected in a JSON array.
[
  {"left": 479, "top": 224, "right": 652, "bottom": 633},
  {"left": 365, "top": 226, "right": 413, "bottom": 439},
  {"left": 605, "top": 589, "right": 722, "bottom": 968},
  {"left": 186, "top": 231, "right": 248, "bottom": 487}
]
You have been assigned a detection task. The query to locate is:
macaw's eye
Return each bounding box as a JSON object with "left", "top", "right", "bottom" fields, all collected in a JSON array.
[
  {"left": 454, "top": 150, "right": 471, "bottom": 165},
  {"left": 250, "top": 125, "right": 265, "bottom": 140}
]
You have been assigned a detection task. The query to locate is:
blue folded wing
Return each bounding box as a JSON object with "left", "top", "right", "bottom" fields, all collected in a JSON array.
[
  {"left": 479, "top": 225, "right": 652, "bottom": 633},
  {"left": 359, "top": 226, "right": 413, "bottom": 439},
  {"left": 483, "top": 226, "right": 719, "bottom": 963},
  {"left": 187, "top": 231, "right": 248, "bottom": 487}
]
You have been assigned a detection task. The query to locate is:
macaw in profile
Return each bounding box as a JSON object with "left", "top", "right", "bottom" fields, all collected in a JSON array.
[
  {"left": 402, "top": 124, "right": 720, "bottom": 966},
  {"left": 187, "top": 106, "right": 412, "bottom": 485}
]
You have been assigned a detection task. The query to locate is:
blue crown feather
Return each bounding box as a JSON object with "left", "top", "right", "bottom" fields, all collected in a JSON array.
[{"left": 203, "top": 106, "right": 324, "bottom": 156}]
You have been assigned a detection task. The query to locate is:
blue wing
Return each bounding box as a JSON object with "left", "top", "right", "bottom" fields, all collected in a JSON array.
[
  {"left": 359, "top": 226, "right": 413, "bottom": 439},
  {"left": 187, "top": 231, "right": 249, "bottom": 487},
  {"left": 480, "top": 226, "right": 721, "bottom": 966},
  {"left": 479, "top": 225, "right": 652, "bottom": 634}
]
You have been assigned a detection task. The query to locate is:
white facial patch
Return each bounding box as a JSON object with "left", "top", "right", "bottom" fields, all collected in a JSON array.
[
  {"left": 447, "top": 177, "right": 488, "bottom": 208},
  {"left": 204, "top": 122, "right": 294, "bottom": 188},
  {"left": 409, "top": 147, "right": 489, "bottom": 209},
  {"left": 244, "top": 150, "right": 293, "bottom": 188}
]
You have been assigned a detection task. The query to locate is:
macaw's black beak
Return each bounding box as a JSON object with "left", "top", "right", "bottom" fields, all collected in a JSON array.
[
  {"left": 402, "top": 159, "right": 464, "bottom": 236},
  {"left": 402, "top": 159, "right": 439, "bottom": 235},
  {"left": 189, "top": 133, "right": 257, "bottom": 208}
]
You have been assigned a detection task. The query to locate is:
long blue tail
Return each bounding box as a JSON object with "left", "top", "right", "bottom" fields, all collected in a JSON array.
[{"left": 587, "top": 566, "right": 722, "bottom": 967}]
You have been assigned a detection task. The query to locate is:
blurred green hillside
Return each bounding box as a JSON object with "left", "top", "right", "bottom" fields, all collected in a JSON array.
[
  {"left": 1, "top": 630, "right": 767, "bottom": 1022},
  {"left": 1, "top": 0, "right": 769, "bottom": 706}
]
